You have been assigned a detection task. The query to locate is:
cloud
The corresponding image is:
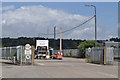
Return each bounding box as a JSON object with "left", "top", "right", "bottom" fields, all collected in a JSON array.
[
  {"left": 118, "top": 23, "right": 120, "bottom": 37},
  {"left": 2, "top": 5, "right": 115, "bottom": 40},
  {"left": 1, "top": 5, "right": 15, "bottom": 11}
]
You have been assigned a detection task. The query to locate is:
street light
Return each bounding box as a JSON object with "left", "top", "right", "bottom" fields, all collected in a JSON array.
[{"left": 85, "top": 5, "right": 97, "bottom": 47}]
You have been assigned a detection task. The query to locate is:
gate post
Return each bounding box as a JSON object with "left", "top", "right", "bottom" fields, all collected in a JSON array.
[
  {"left": 103, "top": 47, "right": 106, "bottom": 65},
  {"left": 13, "top": 56, "right": 16, "bottom": 64},
  {"left": 21, "top": 46, "right": 23, "bottom": 65},
  {"left": 32, "top": 46, "right": 35, "bottom": 65},
  {"left": 10, "top": 47, "right": 12, "bottom": 60},
  {"left": 5, "top": 47, "right": 6, "bottom": 59}
]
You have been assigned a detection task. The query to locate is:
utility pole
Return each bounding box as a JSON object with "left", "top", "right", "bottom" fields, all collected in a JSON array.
[
  {"left": 85, "top": 5, "right": 97, "bottom": 47},
  {"left": 54, "top": 26, "right": 56, "bottom": 50},
  {"left": 60, "top": 27, "right": 62, "bottom": 55},
  {"left": 94, "top": 6, "right": 97, "bottom": 47}
]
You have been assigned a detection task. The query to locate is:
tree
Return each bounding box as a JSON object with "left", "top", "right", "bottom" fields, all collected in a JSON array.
[{"left": 77, "top": 40, "right": 102, "bottom": 58}]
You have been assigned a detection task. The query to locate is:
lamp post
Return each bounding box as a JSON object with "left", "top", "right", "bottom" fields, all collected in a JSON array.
[{"left": 85, "top": 5, "right": 97, "bottom": 47}]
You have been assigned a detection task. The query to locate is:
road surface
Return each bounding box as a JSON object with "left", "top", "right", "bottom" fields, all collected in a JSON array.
[{"left": 1, "top": 57, "right": 118, "bottom": 78}]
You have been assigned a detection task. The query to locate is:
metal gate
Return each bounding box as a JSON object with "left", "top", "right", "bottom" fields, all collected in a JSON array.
[{"left": 1, "top": 45, "right": 34, "bottom": 65}]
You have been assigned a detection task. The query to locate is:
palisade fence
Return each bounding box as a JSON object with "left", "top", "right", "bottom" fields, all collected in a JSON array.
[
  {"left": 62, "top": 48, "right": 119, "bottom": 63},
  {"left": 86, "top": 47, "right": 104, "bottom": 64},
  {"left": 86, "top": 47, "right": 120, "bottom": 64},
  {"left": 1, "top": 47, "right": 17, "bottom": 60},
  {"left": 62, "top": 49, "right": 82, "bottom": 58},
  {"left": 113, "top": 48, "right": 120, "bottom": 58},
  {"left": 0, "top": 46, "right": 27, "bottom": 64}
]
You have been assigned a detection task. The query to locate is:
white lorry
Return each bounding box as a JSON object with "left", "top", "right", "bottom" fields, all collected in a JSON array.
[{"left": 35, "top": 40, "right": 49, "bottom": 59}]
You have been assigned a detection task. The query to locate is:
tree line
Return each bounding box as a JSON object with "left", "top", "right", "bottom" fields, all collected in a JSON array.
[{"left": 1, "top": 37, "right": 119, "bottom": 49}]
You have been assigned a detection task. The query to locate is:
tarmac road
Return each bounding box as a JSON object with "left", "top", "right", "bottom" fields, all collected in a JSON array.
[{"left": 1, "top": 57, "right": 118, "bottom": 78}]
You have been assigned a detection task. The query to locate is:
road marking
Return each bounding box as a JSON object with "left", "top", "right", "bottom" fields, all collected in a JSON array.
[
  {"left": 86, "top": 63, "right": 102, "bottom": 66},
  {"left": 50, "top": 63, "right": 63, "bottom": 64},
  {"left": 37, "top": 63, "right": 45, "bottom": 66}
]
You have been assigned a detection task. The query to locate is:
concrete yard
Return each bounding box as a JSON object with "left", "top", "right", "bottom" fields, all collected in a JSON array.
[{"left": 1, "top": 57, "right": 118, "bottom": 78}]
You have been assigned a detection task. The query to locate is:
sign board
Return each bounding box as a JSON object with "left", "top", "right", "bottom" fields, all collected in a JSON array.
[
  {"left": 36, "top": 40, "right": 49, "bottom": 49},
  {"left": 25, "top": 44, "right": 32, "bottom": 60},
  {"left": 26, "top": 55, "right": 31, "bottom": 60},
  {"left": 25, "top": 44, "right": 32, "bottom": 55},
  {"left": 88, "top": 47, "right": 92, "bottom": 52},
  {"left": 50, "top": 48, "right": 53, "bottom": 50},
  {"left": 25, "top": 50, "right": 32, "bottom": 55},
  {"left": 25, "top": 44, "right": 31, "bottom": 50}
]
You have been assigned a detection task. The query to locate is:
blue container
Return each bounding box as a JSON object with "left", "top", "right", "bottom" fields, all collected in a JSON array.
[{"left": 51, "top": 50, "right": 59, "bottom": 59}]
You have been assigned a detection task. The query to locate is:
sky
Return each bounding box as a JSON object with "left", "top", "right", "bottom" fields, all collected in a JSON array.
[
  {"left": 118, "top": 2, "right": 120, "bottom": 38},
  {"left": 1, "top": 2, "right": 118, "bottom": 40}
]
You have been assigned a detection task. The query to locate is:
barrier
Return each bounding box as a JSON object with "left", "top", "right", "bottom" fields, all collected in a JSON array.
[
  {"left": 1, "top": 45, "right": 35, "bottom": 65},
  {"left": 62, "top": 49, "right": 82, "bottom": 58},
  {"left": 86, "top": 47, "right": 117, "bottom": 65}
]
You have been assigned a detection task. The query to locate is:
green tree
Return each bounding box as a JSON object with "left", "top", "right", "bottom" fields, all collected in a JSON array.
[{"left": 77, "top": 40, "right": 102, "bottom": 58}]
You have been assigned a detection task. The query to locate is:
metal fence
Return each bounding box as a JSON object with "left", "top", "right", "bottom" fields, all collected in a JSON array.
[
  {"left": 16, "top": 46, "right": 25, "bottom": 64},
  {"left": 92, "top": 47, "right": 104, "bottom": 64},
  {"left": 1, "top": 47, "right": 17, "bottom": 60},
  {"left": 0, "top": 46, "right": 26, "bottom": 64},
  {"left": 106, "top": 47, "right": 114, "bottom": 64},
  {"left": 113, "top": 48, "right": 120, "bottom": 58},
  {"left": 86, "top": 47, "right": 116, "bottom": 64},
  {"left": 62, "top": 49, "right": 82, "bottom": 58},
  {"left": 0, "top": 48, "right": 1, "bottom": 59},
  {"left": 0, "top": 47, "right": 17, "bottom": 64}
]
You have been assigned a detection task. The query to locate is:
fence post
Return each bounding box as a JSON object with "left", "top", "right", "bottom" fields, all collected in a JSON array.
[
  {"left": 0, "top": 48, "right": 1, "bottom": 59},
  {"left": 8, "top": 47, "right": 10, "bottom": 60},
  {"left": 10, "top": 47, "right": 12, "bottom": 60},
  {"left": 5, "top": 47, "right": 6, "bottom": 59},
  {"left": 2, "top": 48, "right": 4, "bottom": 59},
  {"left": 31, "top": 46, "right": 35, "bottom": 65},
  {"left": 13, "top": 56, "right": 16, "bottom": 64},
  {"left": 21, "top": 46, "right": 22, "bottom": 65},
  {"left": 103, "top": 47, "right": 106, "bottom": 65}
]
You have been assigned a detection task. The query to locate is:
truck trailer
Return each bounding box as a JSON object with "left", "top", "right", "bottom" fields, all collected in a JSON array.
[{"left": 35, "top": 40, "right": 49, "bottom": 59}]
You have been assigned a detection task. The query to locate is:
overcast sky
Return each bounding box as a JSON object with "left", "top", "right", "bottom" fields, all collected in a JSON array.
[
  {"left": 118, "top": 2, "right": 120, "bottom": 38},
  {"left": 1, "top": 2, "right": 118, "bottom": 40}
]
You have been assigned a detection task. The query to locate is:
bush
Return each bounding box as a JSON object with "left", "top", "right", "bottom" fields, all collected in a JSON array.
[
  {"left": 12, "top": 51, "right": 17, "bottom": 60},
  {"left": 78, "top": 40, "right": 102, "bottom": 58},
  {"left": 86, "top": 57, "right": 92, "bottom": 63}
]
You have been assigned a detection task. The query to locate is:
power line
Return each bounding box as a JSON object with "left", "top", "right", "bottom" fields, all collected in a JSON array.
[
  {"left": 58, "top": 15, "right": 95, "bottom": 34},
  {"left": 38, "top": 15, "right": 95, "bottom": 36}
]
